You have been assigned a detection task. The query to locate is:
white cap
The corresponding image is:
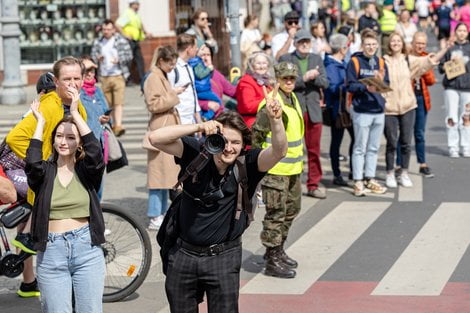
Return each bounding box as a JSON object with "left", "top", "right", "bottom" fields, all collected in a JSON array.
[{"left": 128, "top": 0, "right": 139, "bottom": 4}]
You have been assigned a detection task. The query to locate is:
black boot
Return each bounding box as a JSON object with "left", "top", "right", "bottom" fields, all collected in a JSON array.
[
  {"left": 279, "top": 242, "right": 298, "bottom": 268},
  {"left": 264, "top": 247, "right": 296, "bottom": 279}
]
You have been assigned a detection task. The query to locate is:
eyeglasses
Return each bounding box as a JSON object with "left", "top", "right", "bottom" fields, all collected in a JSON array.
[{"left": 287, "top": 20, "right": 299, "bottom": 26}]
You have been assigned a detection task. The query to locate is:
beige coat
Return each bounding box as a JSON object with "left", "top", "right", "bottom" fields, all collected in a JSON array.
[
  {"left": 144, "top": 67, "right": 181, "bottom": 189},
  {"left": 383, "top": 54, "right": 437, "bottom": 115}
]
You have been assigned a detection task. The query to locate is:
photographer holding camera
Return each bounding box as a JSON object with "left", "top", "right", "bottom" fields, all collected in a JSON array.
[{"left": 149, "top": 91, "right": 287, "bottom": 312}]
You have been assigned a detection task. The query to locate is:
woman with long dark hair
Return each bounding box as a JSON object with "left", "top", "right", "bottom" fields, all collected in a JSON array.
[{"left": 439, "top": 22, "right": 470, "bottom": 158}]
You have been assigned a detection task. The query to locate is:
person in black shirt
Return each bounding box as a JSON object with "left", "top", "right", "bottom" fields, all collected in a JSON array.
[
  {"left": 149, "top": 97, "right": 287, "bottom": 312},
  {"left": 358, "top": 2, "right": 381, "bottom": 35}
]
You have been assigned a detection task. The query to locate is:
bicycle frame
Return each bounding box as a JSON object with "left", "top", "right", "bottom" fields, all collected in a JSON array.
[{"left": 0, "top": 202, "right": 32, "bottom": 278}]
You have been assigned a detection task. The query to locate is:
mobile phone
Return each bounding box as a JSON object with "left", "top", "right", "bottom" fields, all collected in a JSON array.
[{"left": 104, "top": 109, "right": 114, "bottom": 116}]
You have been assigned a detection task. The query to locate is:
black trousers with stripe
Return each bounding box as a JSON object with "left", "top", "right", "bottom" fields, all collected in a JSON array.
[{"left": 165, "top": 243, "right": 242, "bottom": 313}]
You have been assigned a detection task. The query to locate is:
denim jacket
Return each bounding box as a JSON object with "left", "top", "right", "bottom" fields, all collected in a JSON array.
[{"left": 80, "top": 87, "right": 109, "bottom": 145}]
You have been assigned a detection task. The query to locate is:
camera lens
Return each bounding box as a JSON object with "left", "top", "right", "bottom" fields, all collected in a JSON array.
[{"left": 204, "top": 133, "right": 227, "bottom": 154}]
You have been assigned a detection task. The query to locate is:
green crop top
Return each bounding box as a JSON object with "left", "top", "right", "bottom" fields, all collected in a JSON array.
[{"left": 49, "top": 173, "right": 90, "bottom": 220}]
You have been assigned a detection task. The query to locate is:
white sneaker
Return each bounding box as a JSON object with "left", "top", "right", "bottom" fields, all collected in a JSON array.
[
  {"left": 399, "top": 173, "right": 413, "bottom": 187},
  {"left": 148, "top": 215, "right": 165, "bottom": 230},
  {"left": 385, "top": 174, "right": 397, "bottom": 188},
  {"left": 449, "top": 149, "right": 460, "bottom": 158},
  {"left": 463, "top": 149, "right": 470, "bottom": 158}
]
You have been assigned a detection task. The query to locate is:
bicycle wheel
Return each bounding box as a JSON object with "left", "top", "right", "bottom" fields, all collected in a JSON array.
[{"left": 101, "top": 203, "right": 152, "bottom": 302}]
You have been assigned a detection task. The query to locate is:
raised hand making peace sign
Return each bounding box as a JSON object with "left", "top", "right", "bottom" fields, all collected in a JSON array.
[{"left": 263, "top": 83, "right": 282, "bottom": 120}]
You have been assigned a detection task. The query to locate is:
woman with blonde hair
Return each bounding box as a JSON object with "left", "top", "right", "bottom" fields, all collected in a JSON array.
[
  {"left": 143, "top": 45, "right": 185, "bottom": 230},
  {"left": 383, "top": 32, "right": 448, "bottom": 188}
]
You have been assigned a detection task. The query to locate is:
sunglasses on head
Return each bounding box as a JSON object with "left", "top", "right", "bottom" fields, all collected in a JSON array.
[{"left": 287, "top": 20, "right": 299, "bottom": 26}]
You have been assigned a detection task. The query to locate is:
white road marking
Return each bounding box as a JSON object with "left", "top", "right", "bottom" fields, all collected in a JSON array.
[
  {"left": 240, "top": 201, "right": 391, "bottom": 295},
  {"left": 372, "top": 202, "right": 470, "bottom": 296}
]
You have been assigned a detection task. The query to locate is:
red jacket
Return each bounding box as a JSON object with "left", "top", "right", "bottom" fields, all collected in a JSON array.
[
  {"left": 415, "top": 51, "right": 436, "bottom": 112},
  {"left": 236, "top": 74, "right": 271, "bottom": 128}
]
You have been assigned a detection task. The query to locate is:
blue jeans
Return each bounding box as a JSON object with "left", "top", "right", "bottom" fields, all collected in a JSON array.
[
  {"left": 397, "top": 95, "right": 427, "bottom": 165},
  {"left": 36, "top": 224, "right": 105, "bottom": 313},
  {"left": 148, "top": 189, "right": 169, "bottom": 217},
  {"left": 351, "top": 110, "right": 385, "bottom": 180}
]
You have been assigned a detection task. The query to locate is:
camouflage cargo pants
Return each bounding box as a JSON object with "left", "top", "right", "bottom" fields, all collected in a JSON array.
[{"left": 260, "top": 174, "right": 301, "bottom": 248}]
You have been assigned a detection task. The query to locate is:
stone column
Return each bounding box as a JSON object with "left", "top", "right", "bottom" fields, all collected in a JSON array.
[{"left": 0, "top": 0, "right": 26, "bottom": 105}]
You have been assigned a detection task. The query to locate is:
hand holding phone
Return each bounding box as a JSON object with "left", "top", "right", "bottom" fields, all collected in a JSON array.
[{"left": 104, "top": 109, "right": 114, "bottom": 116}]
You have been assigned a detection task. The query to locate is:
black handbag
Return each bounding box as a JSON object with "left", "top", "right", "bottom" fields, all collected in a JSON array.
[{"left": 320, "top": 89, "right": 333, "bottom": 127}]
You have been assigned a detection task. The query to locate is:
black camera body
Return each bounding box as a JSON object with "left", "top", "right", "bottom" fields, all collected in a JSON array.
[{"left": 204, "top": 131, "right": 227, "bottom": 154}]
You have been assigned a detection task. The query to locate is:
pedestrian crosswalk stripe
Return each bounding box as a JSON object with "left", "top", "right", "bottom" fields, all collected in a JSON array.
[
  {"left": 372, "top": 202, "right": 470, "bottom": 296},
  {"left": 240, "top": 201, "right": 391, "bottom": 295},
  {"left": 397, "top": 161, "right": 423, "bottom": 202},
  {"left": 397, "top": 172, "right": 422, "bottom": 202}
]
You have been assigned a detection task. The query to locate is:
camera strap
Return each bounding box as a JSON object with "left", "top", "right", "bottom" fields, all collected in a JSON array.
[
  {"left": 173, "top": 150, "right": 212, "bottom": 189},
  {"left": 173, "top": 150, "right": 252, "bottom": 222}
]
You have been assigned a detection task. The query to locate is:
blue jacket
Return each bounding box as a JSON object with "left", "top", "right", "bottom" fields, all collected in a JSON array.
[
  {"left": 80, "top": 87, "right": 109, "bottom": 145},
  {"left": 324, "top": 55, "right": 346, "bottom": 120},
  {"left": 346, "top": 52, "right": 389, "bottom": 114},
  {"left": 188, "top": 56, "right": 212, "bottom": 93}
]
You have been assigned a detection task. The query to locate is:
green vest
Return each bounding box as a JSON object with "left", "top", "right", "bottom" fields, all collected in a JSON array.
[
  {"left": 121, "top": 8, "right": 145, "bottom": 41},
  {"left": 258, "top": 92, "right": 304, "bottom": 176},
  {"left": 379, "top": 9, "right": 397, "bottom": 34}
]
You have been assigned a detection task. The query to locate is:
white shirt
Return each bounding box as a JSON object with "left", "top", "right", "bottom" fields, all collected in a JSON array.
[
  {"left": 168, "top": 57, "right": 200, "bottom": 125},
  {"left": 99, "top": 37, "right": 122, "bottom": 77},
  {"left": 395, "top": 22, "right": 418, "bottom": 44},
  {"left": 240, "top": 28, "right": 262, "bottom": 52},
  {"left": 271, "top": 30, "right": 295, "bottom": 60},
  {"left": 416, "top": 0, "right": 430, "bottom": 18}
]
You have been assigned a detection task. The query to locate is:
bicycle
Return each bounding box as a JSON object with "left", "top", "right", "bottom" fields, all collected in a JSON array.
[
  {"left": 101, "top": 202, "right": 152, "bottom": 302},
  {"left": 0, "top": 201, "right": 152, "bottom": 302}
]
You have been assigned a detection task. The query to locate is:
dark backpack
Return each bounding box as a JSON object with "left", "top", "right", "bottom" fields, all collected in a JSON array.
[
  {"left": 156, "top": 151, "right": 254, "bottom": 275},
  {"left": 141, "top": 67, "right": 179, "bottom": 94}
]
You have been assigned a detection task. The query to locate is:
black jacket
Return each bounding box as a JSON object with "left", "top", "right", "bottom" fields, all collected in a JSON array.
[
  {"left": 358, "top": 15, "right": 381, "bottom": 35},
  {"left": 439, "top": 41, "right": 470, "bottom": 91},
  {"left": 346, "top": 52, "right": 390, "bottom": 114},
  {"left": 25, "top": 133, "right": 105, "bottom": 252},
  {"left": 279, "top": 51, "right": 330, "bottom": 123}
]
